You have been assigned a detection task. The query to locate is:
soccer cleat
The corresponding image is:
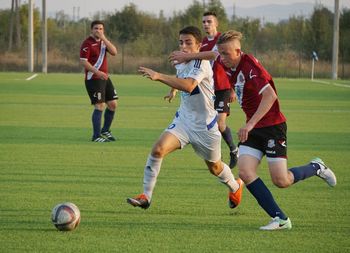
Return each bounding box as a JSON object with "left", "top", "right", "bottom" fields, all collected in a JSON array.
[
  {"left": 92, "top": 136, "right": 110, "bottom": 142},
  {"left": 311, "top": 157, "right": 337, "bottom": 187},
  {"left": 127, "top": 194, "right": 151, "bottom": 209},
  {"left": 259, "top": 217, "right": 292, "bottom": 231},
  {"left": 101, "top": 131, "right": 116, "bottom": 141},
  {"left": 228, "top": 178, "right": 244, "bottom": 208},
  {"left": 229, "top": 148, "right": 239, "bottom": 169}
]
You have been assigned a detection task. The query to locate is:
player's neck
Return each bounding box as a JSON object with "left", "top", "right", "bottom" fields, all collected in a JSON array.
[{"left": 206, "top": 31, "right": 218, "bottom": 40}]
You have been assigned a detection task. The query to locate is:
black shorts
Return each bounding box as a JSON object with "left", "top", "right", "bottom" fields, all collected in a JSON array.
[
  {"left": 214, "top": 89, "right": 231, "bottom": 115},
  {"left": 239, "top": 122, "right": 287, "bottom": 159},
  {"left": 85, "top": 78, "right": 118, "bottom": 104}
]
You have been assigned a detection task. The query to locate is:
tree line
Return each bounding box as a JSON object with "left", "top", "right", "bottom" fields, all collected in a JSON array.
[{"left": 0, "top": 0, "right": 349, "bottom": 78}]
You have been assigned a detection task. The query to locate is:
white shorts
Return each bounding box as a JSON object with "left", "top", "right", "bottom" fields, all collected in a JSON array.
[{"left": 165, "top": 117, "right": 221, "bottom": 162}]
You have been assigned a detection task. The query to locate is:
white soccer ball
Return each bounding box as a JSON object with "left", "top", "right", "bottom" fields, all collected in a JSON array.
[{"left": 51, "top": 202, "right": 81, "bottom": 231}]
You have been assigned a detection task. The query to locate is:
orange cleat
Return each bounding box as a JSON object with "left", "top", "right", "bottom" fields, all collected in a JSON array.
[
  {"left": 127, "top": 193, "right": 151, "bottom": 209},
  {"left": 228, "top": 178, "right": 244, "bottom": 208}
]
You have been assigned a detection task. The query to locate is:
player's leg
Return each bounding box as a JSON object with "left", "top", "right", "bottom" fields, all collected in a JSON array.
[
  {"left": 191, "top": 126, "right": 242, "bottom": 208},
  {"left": 267, "top": 122, "right": 336, "bottom": 187},
  {"left": 127, "top": 122, "right": 186, "bottom": 209},
  {"left": 288, "top": 159, "right": 336, "bottom": 187},
  {"left": 85, "top": 79, "right": 109, "bottom": 142},
  {"left": 205, "top": 160, "right": 243, "bottom": 208},
  {"left": 215, "top": 90, "right": 238, "bottom": 168},
  {"left": 101, "top": 78, "right": 118, "bottom": 141},
  {"left": 238, "top": 145, "right": 291, "bottom": 230}
]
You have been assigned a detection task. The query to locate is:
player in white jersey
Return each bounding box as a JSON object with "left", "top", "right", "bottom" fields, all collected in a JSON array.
[{"left": 127, "top": 26, "right": 243, "bottom": 210}]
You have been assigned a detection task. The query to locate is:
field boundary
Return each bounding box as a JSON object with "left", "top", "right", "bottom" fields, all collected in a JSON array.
[{"left": 312, "top": 79, "right": 350, "bottom": 88}]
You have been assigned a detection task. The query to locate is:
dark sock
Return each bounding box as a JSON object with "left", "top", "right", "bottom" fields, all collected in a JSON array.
[
  {"left": 289, "top": 163, "right": 319, "bottom": 184},
  {"left": 92, "top": 109, "right": 102, "bottom": 139},
  {"left": 247, "top": 177, "right": 287, "bottom": 220},
  {"left": 101, "top": 108, "right": 115, "bottom": 133},
  {"left": 221, "top": 126, "right": 236, "bottom": 151}
]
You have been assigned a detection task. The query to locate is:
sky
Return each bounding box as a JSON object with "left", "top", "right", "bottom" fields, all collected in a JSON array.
[{"left": 0, "top": 0, "right": 349, "bottom": 20}]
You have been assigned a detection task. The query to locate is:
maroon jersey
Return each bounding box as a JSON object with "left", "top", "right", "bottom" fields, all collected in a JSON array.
[
  {"left": 200, "top": 33, "right": 231, "bottom": 91},
  {"left": 224, "top": 54, "right": 286, "bottom": 128},
  {"left": 80, "top": 36, "right": 109, "bottom": 80}
]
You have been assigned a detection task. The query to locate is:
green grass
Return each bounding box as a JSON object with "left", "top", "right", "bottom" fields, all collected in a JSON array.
[{"left": 0, "top": 73, "right": 349, "bottom": 252}]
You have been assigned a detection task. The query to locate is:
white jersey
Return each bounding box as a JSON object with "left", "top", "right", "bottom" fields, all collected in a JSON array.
[{"left": 175, "top": 59, "right": 217, "bottom": 131}]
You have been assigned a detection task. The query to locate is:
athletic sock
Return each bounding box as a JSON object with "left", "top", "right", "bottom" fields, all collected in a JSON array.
[
  {"left": 92, "top": 109, "right": 102, "bottom": 139},
  {"left": 289, "top": 163, "right": 319, "bottom": 184},
  {"left": 221, "top": 126, "right": 236, "bottom": 151},
  {"left": 217, "top": 163, "right": 239, "bottom": 192},
  {"left": 143, "top": 155, "right": 163, "bottom": 201},
  {"left": 247, "top": 177, "right": 288, "bottom": 220},
  {"left": 101, "top": 108, "right": 115, "bottom": 133}
]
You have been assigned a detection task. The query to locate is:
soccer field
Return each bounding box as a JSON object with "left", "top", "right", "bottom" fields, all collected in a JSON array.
[{"left": 0, "top": 72, "right": 349, "bottom": 252}]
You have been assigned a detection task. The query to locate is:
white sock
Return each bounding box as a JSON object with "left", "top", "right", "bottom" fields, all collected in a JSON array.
[
  {"left": 217, "top": 163, "right": 239, "bottom": 192},
  {"left": 143, "top": 154, "right": 162, "bottom": 200}
]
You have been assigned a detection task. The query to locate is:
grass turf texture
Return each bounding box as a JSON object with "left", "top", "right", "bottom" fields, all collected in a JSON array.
[{"left": 0, "top": 73, "right": 349, "bottom": 252}]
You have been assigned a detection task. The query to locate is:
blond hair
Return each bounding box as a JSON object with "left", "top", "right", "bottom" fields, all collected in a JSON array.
[{"left": 217, "top": 30, "right": 243, "bottom": 45}]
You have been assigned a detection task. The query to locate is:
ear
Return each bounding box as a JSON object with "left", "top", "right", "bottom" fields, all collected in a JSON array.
[{"left": 235, "top": 48, "right": 241, "bottom": 56}]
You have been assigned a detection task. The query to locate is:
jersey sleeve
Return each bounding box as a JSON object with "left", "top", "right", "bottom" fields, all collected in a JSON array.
[
  {"left": 80, "top": 40, "right": 90, "bottom": 60},
  {"left": 186, "top": 59, "right": 209, "bottom": 84}
]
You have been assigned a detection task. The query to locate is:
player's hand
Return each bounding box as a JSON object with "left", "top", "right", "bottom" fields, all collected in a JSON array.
[
  {"left": 169, "top": 51, "right": 187, "bottom": 65},
  {"left": 95, "top": 70, "right": 108, "bottom": 80},
  {"left": 229, "top": 88, "right": 236, "bottom": 103},
  {"left": 238, "top": 122, "right": 254, "bottom": 143},
  {"left": 138, "top": 66, "right": 160, "bottom": 81},
  {"left": 164, "top": 90, "right": 177, "bottom": 103}
]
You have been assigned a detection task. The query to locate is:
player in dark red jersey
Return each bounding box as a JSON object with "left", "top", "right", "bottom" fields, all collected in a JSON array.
[
  {"left": 216, "top": 30, "right": 337, "bottom": 230},
  {"left": 169, "top": 12, "right": 238, "bottom": 169},
  {"left": 80, "top": 20, "right": 118, "bottom": 142}
]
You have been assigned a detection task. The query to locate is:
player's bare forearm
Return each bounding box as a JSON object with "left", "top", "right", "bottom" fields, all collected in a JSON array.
[
  {"left": 139, "top": 66, "right": 197, "bottom": 93},
  {"left": 249, "top": 85, "right": 277, "bottom": 126},
  {"left": 238, "top": 85, "right": 277, "bottom": 142},
  {"left": 80, "top": 59, "right": 108, "bottom": 80}
]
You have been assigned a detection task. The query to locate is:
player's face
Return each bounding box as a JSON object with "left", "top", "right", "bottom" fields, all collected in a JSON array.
[
  {"left": 218, "top": 41, "right": 241, "bottom": 68},
  {"left": 202, "top": 15, "right": 218, "bottom": 35},
  {"left": 178, "top": 34, "right": 201, "bottom": 54},
  {"left": 91, "top": 24, "right": 104, "bottom": 39}
]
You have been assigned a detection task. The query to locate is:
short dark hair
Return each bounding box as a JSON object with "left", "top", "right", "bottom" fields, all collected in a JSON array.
[
  {"left": 91, "top": 20, "right": 104, "bottom": 29},
  {"left": 203, "top": 11, "right": 217, "bottom": 17},
  {"left": 179, "top": 26, "right": 202, "bottom": 44}
]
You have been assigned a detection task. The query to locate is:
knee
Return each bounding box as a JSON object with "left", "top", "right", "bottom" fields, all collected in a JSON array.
[
  {"left": 151, "top": 145, "right": 165, "bottom": 158},
  {"left": 94, "top": 103, "right": 105, "bottom": 111},
  {"left": 217, "top": 122, "right": 226, "bottom": 133},
  {"left": 107, "top": 101, "right": 117, "bottom": 111},
  {"left": 271, "top": 177, "right": 291, "bottom": 188},
  {"left": 238, "top": 169, "right": 251, "bottom": 183},
  {"left": 208, "top": 162, "right": 222, "bottom": 176}
]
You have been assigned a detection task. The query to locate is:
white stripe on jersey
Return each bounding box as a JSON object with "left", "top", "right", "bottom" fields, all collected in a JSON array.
[{"left": 87, "top": 42, "right": 106, "bottom": 80}]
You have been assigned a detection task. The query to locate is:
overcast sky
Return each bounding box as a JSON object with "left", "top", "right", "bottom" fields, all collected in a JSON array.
[{"left": 0, "top": 0, "right": 349, "bottom": 18}]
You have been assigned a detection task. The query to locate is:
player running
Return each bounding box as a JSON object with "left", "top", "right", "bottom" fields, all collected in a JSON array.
[
  {"left": 216, "top": 30, "right": 337, "bottom": 230},
  {"left": 127, "top": 26, "right": 243, "bottom": 210},
  {"left": 169, "top": 12, "right": 238, "bottom": 169}
]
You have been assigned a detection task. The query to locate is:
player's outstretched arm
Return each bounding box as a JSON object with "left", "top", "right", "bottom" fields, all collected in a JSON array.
[
  {"left": 138, "top": 66, "right": 197, "bottom": 93},
  {"left": 169, "top": 51, "right": 217, "bottom": 64}
]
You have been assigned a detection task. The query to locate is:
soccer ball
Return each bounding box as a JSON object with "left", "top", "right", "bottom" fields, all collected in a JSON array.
[{"left": 51, "top": 202, "right": 81, "bottom": 231}]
